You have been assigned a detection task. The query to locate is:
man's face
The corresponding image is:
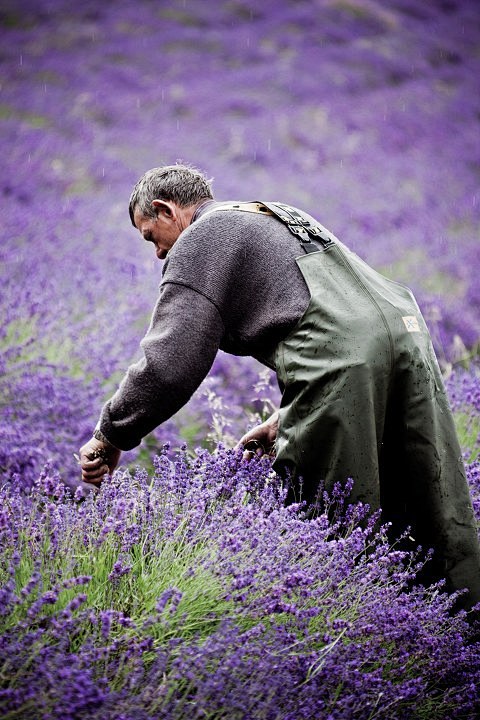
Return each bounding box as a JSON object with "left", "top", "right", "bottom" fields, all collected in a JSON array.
[{"left": 133, "top": 202, "right": 182, "bottom": 260}]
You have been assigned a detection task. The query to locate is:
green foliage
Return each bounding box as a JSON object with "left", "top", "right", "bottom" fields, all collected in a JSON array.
[{"left": 455, "top": 411, "right": 480, "bottom": 462}]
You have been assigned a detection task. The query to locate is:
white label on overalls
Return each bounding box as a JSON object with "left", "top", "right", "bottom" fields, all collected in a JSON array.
[{"left": 402, "top": 316, "right": 421, "bottom": 332}]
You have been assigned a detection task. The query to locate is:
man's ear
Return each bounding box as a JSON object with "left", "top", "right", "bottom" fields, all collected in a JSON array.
[{"left": 151, "top": 199, "right": 176, "bottom": 219}]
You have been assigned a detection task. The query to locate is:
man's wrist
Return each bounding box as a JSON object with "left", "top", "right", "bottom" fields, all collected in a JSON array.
[{"left": 93, "top": 427, "right": 119, "bottom": 450}]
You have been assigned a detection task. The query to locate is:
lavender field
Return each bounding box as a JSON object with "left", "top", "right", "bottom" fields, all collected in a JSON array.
[{"left": 1, "top": 0, "right": 480, "bottom": 717}]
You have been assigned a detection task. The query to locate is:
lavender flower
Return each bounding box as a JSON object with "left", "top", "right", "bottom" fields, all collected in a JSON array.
[{"left": 1, "top": 445, "right": 479, "bottom": 718}]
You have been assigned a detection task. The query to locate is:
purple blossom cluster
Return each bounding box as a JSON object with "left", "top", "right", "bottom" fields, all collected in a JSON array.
[{"left": 1, "top": 447, "right": 479, "bottom": 719}]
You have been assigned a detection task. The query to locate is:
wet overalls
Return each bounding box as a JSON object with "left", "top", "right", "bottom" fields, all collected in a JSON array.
[{"left": 213, "top": 201, "right": 480, "bottom": 609}]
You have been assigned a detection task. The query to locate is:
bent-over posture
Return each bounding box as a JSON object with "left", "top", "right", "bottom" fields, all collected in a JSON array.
[{"left": 79, "top": 164, "right": 480, "bottom": 611}]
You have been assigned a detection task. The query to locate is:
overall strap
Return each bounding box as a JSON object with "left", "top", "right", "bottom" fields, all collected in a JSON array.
[
  {"left": 198, "top": 200, "right": 336, "bottom": 254},
  {"left": 259, "top": 202, "right": 335, "bottom": 253}
]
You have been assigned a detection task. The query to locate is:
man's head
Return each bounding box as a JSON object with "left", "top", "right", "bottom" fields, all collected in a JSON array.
[{"left": 129, "top": 164, "right": 214, "bottom": 259}]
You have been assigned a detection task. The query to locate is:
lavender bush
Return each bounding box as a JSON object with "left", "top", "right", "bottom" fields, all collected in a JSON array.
[
  {"left": 2, "top": 0, "right": 480, "bottom": 716},
  {"left": 1, "top": 447, "right": 479, "bottom": 719}
]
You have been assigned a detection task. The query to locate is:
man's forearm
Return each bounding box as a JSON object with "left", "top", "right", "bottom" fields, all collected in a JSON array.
[
  {"left": 93, "top": 425, "right": 119, "bottom": 449},
  {"left": 96, "top": 283, "right": 225, "bottom": 450}
]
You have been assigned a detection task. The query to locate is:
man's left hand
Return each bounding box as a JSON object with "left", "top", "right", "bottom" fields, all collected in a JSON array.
[{"left": 236, "top": 411, "right": 278, "bottom": 460}]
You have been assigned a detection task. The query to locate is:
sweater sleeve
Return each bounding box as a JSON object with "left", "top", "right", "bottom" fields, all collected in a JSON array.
[{"left": 98, "top": 282, "right": 225, "bottom": 450}]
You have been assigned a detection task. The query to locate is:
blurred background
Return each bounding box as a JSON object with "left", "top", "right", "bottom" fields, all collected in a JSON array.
[{"left": 1, "top": 0, "right": 479, "bottom": 485}]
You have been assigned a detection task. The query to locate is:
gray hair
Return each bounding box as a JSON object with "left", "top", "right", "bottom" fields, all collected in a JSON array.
[{"left": 129, "top": 164, "right": 214, "bottom": 225}]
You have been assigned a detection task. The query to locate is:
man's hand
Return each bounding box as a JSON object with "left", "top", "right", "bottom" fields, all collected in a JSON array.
[
  {"left": 79, "top": 437, "right": 121, "bottom": 484},
  {"left": 236, "top": 411, "right": 279, "bottom": 460}
]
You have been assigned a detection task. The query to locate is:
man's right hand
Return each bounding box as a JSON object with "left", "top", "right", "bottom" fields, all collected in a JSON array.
[{"left": 79, "top": 436, "right": 121, "bottom": 484}]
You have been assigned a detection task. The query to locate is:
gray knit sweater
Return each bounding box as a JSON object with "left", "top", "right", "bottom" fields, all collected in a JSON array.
[{"left": 99, "top": 201, "right": 312, "bottom": 450}]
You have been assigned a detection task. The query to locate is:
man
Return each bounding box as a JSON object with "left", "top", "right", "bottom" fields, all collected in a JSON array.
[{"left": 79, "top": 163, "right": 480, "bottom": 610}]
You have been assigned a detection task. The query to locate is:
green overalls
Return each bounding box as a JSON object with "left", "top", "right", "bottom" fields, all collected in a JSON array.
[{"left": 215, "top": 201, "right": 480, "bottom": 608}]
